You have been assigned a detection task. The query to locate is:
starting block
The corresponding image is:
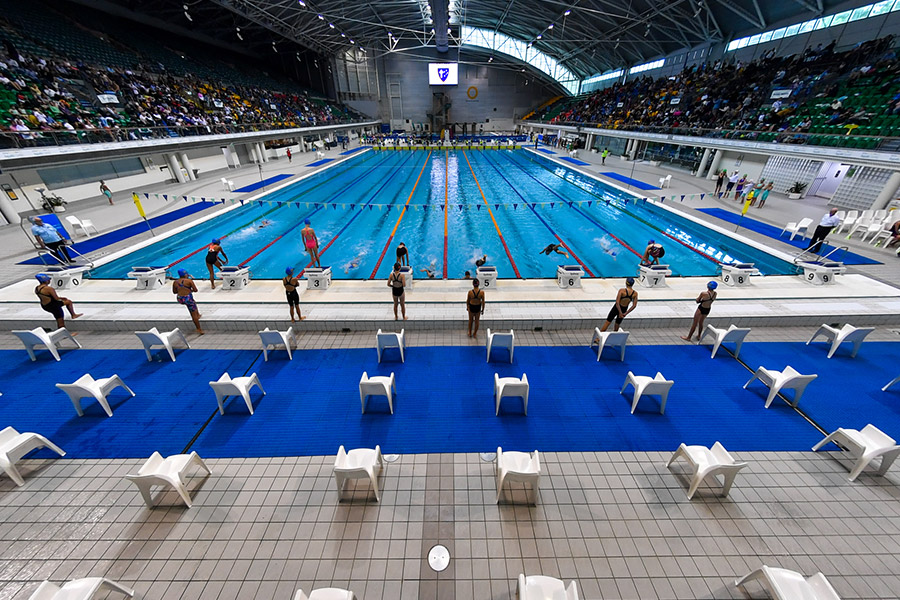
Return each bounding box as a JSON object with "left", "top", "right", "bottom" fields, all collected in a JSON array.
[
  {"left": 720, "top": 263, "right": 759, "bottom": 287},
  {"left": 127, "top": 266, "right": 168, "bottom": 290},
  {"left": 557, "top": 265, "right": 584, "bottom": 289},
  {"left": 218, "top": 266, "right": 251, "bottom": 290},
  {"left": 637, "top": 264, "right": 671, "bottom": 288},
  {"left": 43, "top": 265, "right": 91, "bottom": 289},
  {"left": 400, "top": 266, "right": 414, "bottom": 290},
  {"left": 798, "top": 261, "right": 845, "bottom": 285},
  {"left": 306, "top": 266, "right": 333, "bottom": 290},
  {"left": 476, "top": 265, "right": 498, "bottom": 289}
]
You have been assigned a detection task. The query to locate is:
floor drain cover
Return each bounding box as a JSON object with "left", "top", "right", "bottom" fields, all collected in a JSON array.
[
  {"left": 479, "top": 452, "right": 497, "bottom": 462},
  {"left": 383, "top": 454, "right": 400, "bottom": 463},
  {"left": 428, "top": 544, "right": 450, "bottom": 572}
]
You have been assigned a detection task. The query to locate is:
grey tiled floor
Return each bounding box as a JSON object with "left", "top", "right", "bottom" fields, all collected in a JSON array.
[{"left": 2, "top": 329, "right": 900, "bottom": 599}]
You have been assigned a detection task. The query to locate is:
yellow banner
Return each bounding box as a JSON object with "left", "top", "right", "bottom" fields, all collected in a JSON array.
[
  {"left": 741, "top": 197, "right": 752, "bottom": 216},
  {"left": 133, "top": 192, "right": 146, "bottom": 218}
]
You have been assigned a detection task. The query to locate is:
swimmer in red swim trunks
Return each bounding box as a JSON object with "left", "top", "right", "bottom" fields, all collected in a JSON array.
[{"left": 301, "top": 219, "right": 321, "bottom": 268}]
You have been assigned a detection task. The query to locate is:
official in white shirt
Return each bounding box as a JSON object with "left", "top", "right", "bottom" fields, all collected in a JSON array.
[{"left": 807, "top": 208, "right": 841, "bottom": 252}]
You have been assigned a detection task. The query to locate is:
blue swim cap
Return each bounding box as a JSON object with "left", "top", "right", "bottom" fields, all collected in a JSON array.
[
  {"left": 178, "top": 269, "right": 188, "bottom": 278},
  {"left": 304, "top": 219, "right": 310, "bottom": 225},
  {"left": 35, "top": 273, "right": 51, "bottom": 283},
  {"left": 626, "top": 277, "right": 635, "bottom": 285},
  {"left": 285, "top": 267, "right": 293, "bottom": 275},
  {"left": 648, "top": 239, "right": 655, "bottom": 245},
  {"left": 708, "top": 281, "right": 718, "bottom": 289},
  {"left": 212, "top": 238, "right": 220, "bottom": 245}
]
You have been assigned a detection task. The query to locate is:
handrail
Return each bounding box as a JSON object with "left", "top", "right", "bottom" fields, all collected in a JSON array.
[{"left": 793, "top": 245, "right": 848, "bottom": 264}]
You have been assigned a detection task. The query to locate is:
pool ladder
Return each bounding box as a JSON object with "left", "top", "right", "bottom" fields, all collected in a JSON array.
[{"left": 792, "top": 245, "right": 848, "bottom": 266}]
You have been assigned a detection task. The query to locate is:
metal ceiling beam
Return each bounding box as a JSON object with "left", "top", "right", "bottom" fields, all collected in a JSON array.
[{"left": 715, "top": 0, "right": 766, "bottom": 29}]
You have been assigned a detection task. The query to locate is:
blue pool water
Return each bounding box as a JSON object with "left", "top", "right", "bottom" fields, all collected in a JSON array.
[{"left": 90, "top": 149, "right": 795, "bottom": 280}]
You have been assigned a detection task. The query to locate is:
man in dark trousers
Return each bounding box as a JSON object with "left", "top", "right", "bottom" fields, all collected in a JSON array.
[{"left": 807, "top": 208, "right": 841, "bottom": 253}]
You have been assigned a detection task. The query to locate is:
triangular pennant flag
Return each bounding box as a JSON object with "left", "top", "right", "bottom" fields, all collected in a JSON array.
[
  {"left": 162, "top": 194, "right": 168, "bottom": 200},
  {"left": 495, "top": 204, "right": 500, "bottom": 210},
  {"left": 258, "top": 201, "right": 263, "bottom": 206},
  {"left": 567, "top": 202, "right": 573, "bottom": 208},
  {"left": 680, "top": 195, "right": 685, "bottom": 202},
  {"left": 350, "top": 204, "right": 355, "bottom": 210},
  {"left": 700, "top": 193, "right": 705, "bottom": 200},
  {"left": 476, "top": 205, "right": 480, "bottom": 211},
  {"left": 221, "top": 199, "right": 226, "bottom": 204},
  {"left": 458, "top": 204, "right": 463, "bottom": 211},
  {"left": 587, "top": 201, "right": 592, "bottom": 207},
  {"left": 717, "top": 192, "right": 723, "bottom": 198},
  {"left": 183, "top": 196, "right": 188, "bottom": 201},
  {"left": 239, "top": 200, "right": 244, "bottom": 205},
  {"left": 201, "top": 197, "right": 206, "bottom": 202},
  {"left": 331, "top": 204, "right": 336, "bottom": 210},
  {"left": 577, "top": 201, "right": 583, "bottom": 207},
  {"left": 513, "top": 204, "right": 517, "bottom": 210},
  {"left": 144, "top": 193, "right": 149, "bottom": 199},
  {"left": 660, "top": 196, "right": 665, "bottom": 202},
  {"left": 277, "top": 202, "right": 282, "bottom": 207},
  {"left": 550, "top": 202, "right": 555, "bottom": 208},
  {"left": 295, "top": 203, "right": 300, "bottom": 208}
]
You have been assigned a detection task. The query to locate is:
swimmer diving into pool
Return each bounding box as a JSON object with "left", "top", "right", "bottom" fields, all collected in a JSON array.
[
  {"left": 640, "top": 239, "right": 665, "bottom": 266},
  {"left": 420, "top": 260, "right": 437, "bottom": 279},
  {"left": 539, "top": 243, "right": 569, "bottom": 258},
  {"left": 475, "top": 254, "right": 487, "bottom": 267}
]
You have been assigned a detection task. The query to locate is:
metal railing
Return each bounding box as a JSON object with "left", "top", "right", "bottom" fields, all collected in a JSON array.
[{"left": 0, "top": 119, "right": 371, "bottom": 150}]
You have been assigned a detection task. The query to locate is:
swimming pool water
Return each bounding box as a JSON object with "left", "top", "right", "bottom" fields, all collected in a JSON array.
[{"left": 90, "top": 149, "right": 795, "bottom": 280}]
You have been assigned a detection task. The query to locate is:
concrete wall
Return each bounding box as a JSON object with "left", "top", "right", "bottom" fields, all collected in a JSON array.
[
  {"left": 715, "top": 151, "right": 768, "bottom": 181},
  {"left": 373, "top": 47, "right": 556, "bottom": 131}
]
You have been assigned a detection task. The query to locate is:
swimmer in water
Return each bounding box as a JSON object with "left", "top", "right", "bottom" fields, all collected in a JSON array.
[
  {"left": 257, "top": 219, "right": 273, "bottom": 229},
  {"left": 539, "top": 243, "right": 569, "bottom": 258},
  {"left": 598, "top": 236, "right": 618, "bottom": 259},
  {"left": 419, "top": 260, "right": 437, "bottom": 279},
  {"left": 475, "top": 254, "right": 487, "bottom": 267},
  {"left": 343, "top": 255, "right": 363, "bottom": 274}
]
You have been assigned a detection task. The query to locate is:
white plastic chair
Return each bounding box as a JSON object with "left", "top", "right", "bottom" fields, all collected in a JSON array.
[
  {"left": 657, "top": 174, "right": 672, "bottom": 188},
  {"left": 744, "top": 366, "right": 817, "bottom": 408},
  {"left": 359, "top": 372, "right": 395, "bottom": 414},
  {"left": 221, "top": 177, "right": 235, "bottom": 191},
  {"left": 812, "top": 424, "right": 900, "bottom": 481},
  {"left": 125, "top": 451, "right": 211, "bottom": 508},
  {"left": 495, "top": 373, "right": 529, "bottom": 415},
  {"left": 847, "top": 209, "right": 875, "bottom": 238},
  {"left": 259, "top": 327, "right": 295, "bottom": 361},
  {"left": 0, "top": 426, "right": 65, "bottom": 486},
  {"left": 516, "top": 574, "right": 579, "bottom": 600},
  {"left": 700, "top": 324, "right": 751, "bottom": 359},
  {"left": 135, "top": 327, "right": 190, "bottom": 362},
  {"left": 376, "top": 329, "right": 404, "bottom": 363},
  {"left": 55, "top": 374, "right": 135, "bottom": 417},
  {"left": 496, "top": 447, "right": 541, "bottom": 504},
  {"left": 621, "top": 371, "right": 674, "bottom": 414},
  {"left": 835, "top": 209, "right": 858, "bottom": 234},
  {"left": 27, "top": 577, "right": 134, "bottom": 600},
  {"left": 860, "top": 215, "right": 894, "bottom": 242},
  {"left": 780, "top": 217, "right": 814, "bottom": 241},
  {"left": 806, "top": 323, "right": 874, "bottom": 358},
  {"left": 486, "top": 328, "right": 515, "bottom": 363},
  {"left": 735, "top": 566, "right": 840, "bottom": 600},
  {"left": 334, "top": 445, "right": 383, "bottom": 502},
  {"left": 666, "top": 442, "right": 748, "bottom": 499},
  {"left": 65, "top": 215, "right": 98, "bottom": 237},
  {"left": 209, "top": 372, "right": 265, "bottom": 415},
  {"left": 589, "top": 328, "right": 628, "bottom": 361},
  {"left": 869, "top": 217, "right": 897, "bottom": 245},
  {"left": 294, "top": 588, "right": 356, "bottom": 600},
  {"left": 12, "top": 327, "right": 81, "bottom": 362}
]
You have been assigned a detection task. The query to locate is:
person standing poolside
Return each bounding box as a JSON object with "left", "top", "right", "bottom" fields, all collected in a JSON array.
[
  {"left": 714, "top": 170, "right": 725, "bottom": 196},
  {"left": 466, "top": 278, "right": 485, "bottom": 338},
  {"left": 286, "top": 148, "right": 292, "bottom": 163},
  {"left": 757, "top": 181, "right": 773, "bottom": 208},
  {"left": 733, "top": 175, "right": 747, "bottom": 201},
  {"left": 205, "top": 238, "right": 227, "bottom": 289},
  {"left": 807, "top": 208, "right": 841, "bottom": 253},
  {"left": 396, "top": 242, "right": 409, "bottom": 267},
  {"left": 640, "top": 240, "right": 665, "bottom": 266},
  {"left": 725, "top": 171, "right": 739, "bottom": 196},
  {"left": 99, "top": 180, "right": 113, "bottom": 205},
  {"left": 600, "top": 277, "right": 638, "bottom": 332},
  {"left": 387, "top": 262, "right": 407, "bottom": 321},
  {"left": 34, "top": 273, "right": 81, "bottom": 329},
  {"left": 601, "top": 148, "right": 610, "bottom": 165},
  {"left": 283, "top": 267, "right": 304, "bottom": 322},
  {"left": 172, "top": 269, "right": 204, "bottom": 334},
  {"left": 31, "top": 217, "right": 73, "bottom": 264},
  {"left": 682, "top": 281, "right": 717, "bottom": 342},
  {"left": 301, "top": 219, "right": 321, "bottom": 268}
]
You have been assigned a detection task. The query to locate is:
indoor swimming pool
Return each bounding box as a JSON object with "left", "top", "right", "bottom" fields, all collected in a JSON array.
[{"left": 89, "top": 149, "right": 795, "bottom": 280}]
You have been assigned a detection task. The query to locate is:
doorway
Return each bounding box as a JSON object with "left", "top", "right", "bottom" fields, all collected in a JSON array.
[{"left": 808, "top": 162, "right": 850, "bottom": 199}]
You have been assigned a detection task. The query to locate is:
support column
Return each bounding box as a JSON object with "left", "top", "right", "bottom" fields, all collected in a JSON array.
[
  {"left": 0, "top": 191, "right": 17, "bottom": 223},
  {"left": 585, "top": 133, "right": 594, "bottom": 151},
  {"left": 695, "top": 148, "right": 711, "bottom": 178},
  {"left": 180, "top": 153, "right": 196, "bottom": 180},
  {"left": 247, "top": 144, "right": 258, "bottom": 164},
  {"left": 706, "top": 149, "right": 724, "bottom": 180},
  {"left": 166, "top": 154, "right": 186, "bottom": 183},
  {"left": 874, "top": 171, "right": 900, "bottom": 209},
  {"left": 259, "top": 142, "right": 269, "bottom": 162}
]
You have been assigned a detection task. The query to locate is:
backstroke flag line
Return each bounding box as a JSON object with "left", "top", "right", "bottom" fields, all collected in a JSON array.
[{"left": 133, "top": 192, "right": 155, "bottom": 236}]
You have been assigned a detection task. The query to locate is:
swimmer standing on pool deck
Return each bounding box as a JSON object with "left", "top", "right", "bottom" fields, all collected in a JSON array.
[
  {"left": 600, "top": 277, "right": 638, "bottom": 332},
  {"left": 682, "top": 281, "right": 717, "bottom": 342},
  {"left": 173, "top": 269, "right": 204, "bottom": 334},
  {"left": 301, "top": 219, "right": 321, "bottom": 268},
  {"left": 205, "top": 239, "right": 227, "bottom": 289},
  {"left": 283, "top": 267, "right": 304, "bottom": 322},
  {"left": 640, "top": 240, "right": 665, "bottom": 266}
]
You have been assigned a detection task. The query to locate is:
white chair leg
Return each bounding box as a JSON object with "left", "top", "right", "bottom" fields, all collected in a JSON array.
[
  {"left": 2, "top": 463, "right": 26, "bottom": 486},
  {"left": 240, "top": 391, "right": 254, "bottom": 415},
  {"left": 173, "top": 481, "right": 194, "bottom": 508},
  {"left": 811, "top": 431, "right": 839, "bottom": 451},
  {"left": 848, "top": 456, "right": 871, "bottom": 482},
  {"left": 732, "top": 339, "right": 745, "bottom": 359},
  {"left": 720, "top": 470, "right": 740, "bottom": 497},
  {"left": 143, "top": 346, "right": 153, "bottom": 362},
  {"left": 665, "top": 445, "right": 685, "bottom": 468},
  {"left": 631, "top": 390, "right": 641, "bottom": 414},
  {"left": 49, "top": 345, "right": 61, "bottom": 361},
  {"left": 735, "top": 567, "right": 765, "bottom": 589},
  {"left": 686, "top": 472, "right": 703, "bottom": 499},
  {"left": 335, "top": 474, "right": 345, "bottom": 497},
  {"left": 96, "top": 394, "right": 114, "bottom": 417},
  {"left": 764, "top": 387, "right": 779, "bottom": 409},
  {"left": 165, "top": 341, "right": 177, "bottom": 362},
  {"left": 134, "top": 482, "right": 155, "bottom": 508},
  {"left": 882, "top": 375, "right": 900, "bottom": 392},
  {"left": 99, "top": 578, "right": 135, "bottom": 597},
  {"left": 496, "top": 473, "right": 505, "bottom": 503},
  {"left": 369, "top": 472, "right": 380, "bottom": 502},
  {"left": 877, "top": 450, "right": 900, "bottom": 476},
  {"left": 710, "top": 339, "right": 722, "bottom": 358}
]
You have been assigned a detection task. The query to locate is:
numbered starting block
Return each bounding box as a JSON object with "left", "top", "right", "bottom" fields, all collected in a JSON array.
[
  {"left": 306, "top": 266, "right": 333, "bottom": 290},
  {"left": 400, "top": 266, "right": 414, "bottom": 290},
  {"left": 476, "top": 265, "right": 498, "bottom": 289},
  {"left": 720, "top": 263, "right": 759, "bottom": 287},
  {"left": 557, "top": 265, "right": 584, "bottom": 289},
  {"left": 637, "top": 264, "right": 671, "bottom": 288},
  {"left": 798, "top": 261, "right": 845, "bottom": 286},
  {"left": 127, "top": 266, "right": 168, "bottom": 290},
  {"left": 43, "top": 265, "right": 91, "bottom": 290},
  {"left": 218, "top": 266, "right": 251, "bottom": 290}
]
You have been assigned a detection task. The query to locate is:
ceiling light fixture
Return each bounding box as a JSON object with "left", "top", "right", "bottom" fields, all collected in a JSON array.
[
  {"left": 271, "top": 42, "right": 278, "bottom": 52},
  {"left": 548, "top": 23, "right": 554, "bottom": 29},
  {"left": 317, "top": 14, "right": 324, "bottom": 20},
  {"left": 537, "top": 34, "right": 542, "bottom": 39},
  {"left": 235, "top": 27, "right": 243, "bottom": 41},
  {"left": 564, "top": 9, "right": 571, "bottom": 16},
  {"left": 298, "top": 0, "right": 306, "bottom": 5},
  {"left": 349, "top": 39, "right": 354, "bottom": 44},
  {"left": 329, "top": 23, "right": 335, "bottom": 28}
]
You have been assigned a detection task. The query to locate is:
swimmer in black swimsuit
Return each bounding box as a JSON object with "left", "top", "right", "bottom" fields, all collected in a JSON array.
[
  {"left": 396, "top": 242, "right": 409, "bottom": 267},
  {"left": 600, "top": 277, "right": 638, "bottom": 332},
  {"left": 682, "top": 281, "right": 717, "bottom": 342},
  {"left": 640, "top": 240, "right": 664, "bottom": 267},
  {"left": 205, "top": 238, "right": 228, "bottom": 289},
  {"left": 34, "top": 273, "right": 81, "bottom": 329},
  {"left": 475, "top": 254, "right": 487, "bottom": 267},
  {"left": 539, "top": 243, "right": 569, "bottom": 258},
  {"left": 283, "top": 267, "right": 304, "bottom": 322},
  {"left": 387, "top": 262, "right": 407, "bottom": 320}
]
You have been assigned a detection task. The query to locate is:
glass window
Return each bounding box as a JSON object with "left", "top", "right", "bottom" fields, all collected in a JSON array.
[
  {"left": 748, "top": 34, "right": 762, "bottom": 46},
  {"left": 849, "top": 5, "right": 872, "bottom": 20},
  {"left": 814, "top": 15, "right": 833, "bottom": 29},
  {"left": 893, "top": 0, "right": 900, "bottom": 12},
  {"left": 737, "top": 37, "right": 750, "bottom": 49},
  {"left": 770, "top": 27, "right": 786, "bottom": 40},
  {"left": 784, "top": 24, "right": 801, "bottom": 36},
  {"left": 726, "top": 40, "right": 740, "bottom": 52},
  {"left": 798, "top": 19, "right": 817, "bottom": 33},
  {"left": 759, "top": 31, "right": 773, "bottom": 43},
  {"left": 870, "top": 0, "right": 893, "bottom": 16},
  {"left": 830, "top": 10, "right": 852, "bottom": 24}
]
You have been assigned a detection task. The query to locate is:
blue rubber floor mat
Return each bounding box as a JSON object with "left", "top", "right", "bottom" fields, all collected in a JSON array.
[{"left": 233, "top": 174, "right": 293, "bottom": 193}]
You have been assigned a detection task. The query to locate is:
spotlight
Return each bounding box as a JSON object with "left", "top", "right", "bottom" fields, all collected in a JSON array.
[
  {"left": 272, "top": 41, "right": 278, "bottom": 52},
  {"left": 298, "top": 0, "right": 306, "bottom": 5},
  {"left": 564, "top": 9, "right": 571, "bottom": 15},
  {"left": 317, "top": 14, "right": 324, "bottom": 20},
  {"left": 341, "top": 33, "right": 346, "bottom": 37},
  {"left": 350, "top": 39, "right": 354, "bottom": 44},
  {"left": 548, "top": 23, "right": 554, "bottom": 29},
  {"left": 488, "top": 56, "right": 493, "bottom": 62},
  {"left": 537, "top": 34, "right": 542, "bottom": 40},
  {"left": 236, "top": 27, "right": 243, "bottom": 41},
  {"left": 329, "top": 23, "right": 335, "bottom": 29}
]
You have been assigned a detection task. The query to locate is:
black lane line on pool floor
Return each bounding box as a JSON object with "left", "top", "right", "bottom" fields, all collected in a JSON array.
[
  {"left": 181, "top": 349, "right": 265, "bottom": 454},
  {"left": 724, "top": 346, "right": 828, "bottom": 437}
]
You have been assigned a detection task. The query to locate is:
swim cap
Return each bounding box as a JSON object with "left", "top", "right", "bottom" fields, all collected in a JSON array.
[
  {"left": 35, "top": 273, "right": 51, "bottom": 283},
  {"left": 626, "top": 277, "right": 635, "bottom": 286},
  {"left": 304, "top": 219, "right": 310, "bottom": 225},
  {"left": 178, "top": 269, "right": 188, "bottom": 278},
  {"left": 648, "top": 239, "right": 655, "bottom": 245},
  {"left": 708, "top": 281, "right": 718, "bottom": 289},
  {"left": 211, "top": 238, "right": 220, "bottom": 244},
  {"left": 393, "top": 262, "right": 401, "bottom": 269},
  {"left": 285, "top": 267, "right": 294, "bottom": 275}
]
